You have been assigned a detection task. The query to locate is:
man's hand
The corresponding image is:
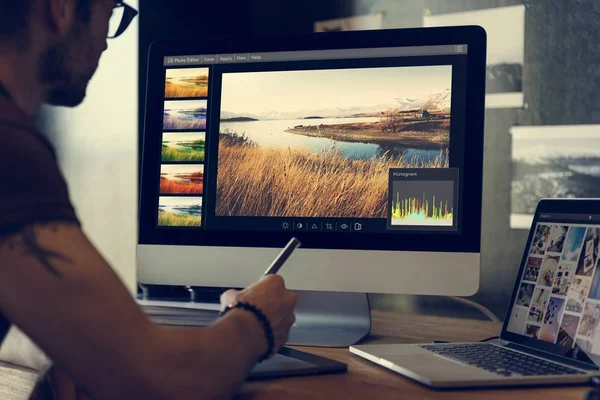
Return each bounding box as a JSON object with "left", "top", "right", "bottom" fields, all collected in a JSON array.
[
  {"left": 220, "top": 275, "right": 297, "bottom": 358},
  {"left": 0, "top": 222, "right": 295, "bottom": 399}
]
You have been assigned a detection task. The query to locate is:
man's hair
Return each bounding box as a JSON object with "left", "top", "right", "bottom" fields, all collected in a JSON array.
[{"left": 0, "top": 0, "right": 94, "bottom": 38}]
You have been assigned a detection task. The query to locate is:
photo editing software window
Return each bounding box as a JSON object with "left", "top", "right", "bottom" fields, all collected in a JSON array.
[
  {"left": 157, "top": 45, "right": 468, "bottom": 234},
  {"left": 507, "top": 214, "right": 600, "bottom": 356}
]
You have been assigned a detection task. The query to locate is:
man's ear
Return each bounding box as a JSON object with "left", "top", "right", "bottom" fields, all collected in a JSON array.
[{"left": 45, "top": 0, "right": 77, "bottom": 35}]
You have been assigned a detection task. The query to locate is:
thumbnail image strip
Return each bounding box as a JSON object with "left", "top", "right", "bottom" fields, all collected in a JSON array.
[
  {"left": 162, "top": 132, "right": 206, "bottom": 162},
  {"left": 158, "top": 196, "right": 202, "bottom": 227},
  {"left": 160, "top": 164, "right": 204, "bottom": 195},
  {"left": 164, "top": 100, "right": 207, "bottom": 130},
  {"left": 216, "top": 65, "right": 452, "bottom": 218},
  {"left": 165, "top": 67, "right": 209, "bottom": 98}
]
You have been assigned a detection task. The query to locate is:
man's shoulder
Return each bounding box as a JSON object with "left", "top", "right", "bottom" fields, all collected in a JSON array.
[
  {"left": 0, "top": 96, "right": 57, "bottom": 161},
  {"left": 0, "top": 110, "right": 72, "bottom": 199},
  {"left": 0, "top": 118, "right": 79, "bottom": 232},
  {"left": 0, "top": 120, "right": 58, "bottom": 166}
]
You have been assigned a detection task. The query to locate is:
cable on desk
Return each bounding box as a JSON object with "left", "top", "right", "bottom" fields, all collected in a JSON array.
[
  {"left": 448, "top": 296, "right": 501, "bottom": 323},
  {"left": 587, "top": 377, "right": 600, "bottom": 400},
  {"left": 479, "top": 336, "right": 500, "bottom": 342},
  {"left": 584, "top": 377, "right": 600, "bottom": 400},
  {"left": 586, "top": 390, "right": 600, "bottom": 400}
]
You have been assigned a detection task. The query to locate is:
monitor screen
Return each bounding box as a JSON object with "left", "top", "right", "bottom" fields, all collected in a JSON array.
[
  {"left": 157, "top": 46, "right": 466, "bottom": 229},
  {"left": 138, "top": 29, "right": 485, "bottom": 294},
  {"left": 140, "top": 31, "right": 484, "bottom": 253},
  {"left": 506, "top": 212, "right": 600, "bottom": 363}
]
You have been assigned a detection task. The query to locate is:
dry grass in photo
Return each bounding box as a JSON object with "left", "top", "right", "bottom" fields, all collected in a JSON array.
[
  {"left": 158, "top": 212, "right": 201, "bottom": 227},
  {"left": 163, "top": 114, "right": 206, "bottom": 130},
  {"left": 160, "top": 173, "right": 203, "bottom": 195},
  {"left": 216, "top": 132, "right": 448, "bottom": 218},
  {"left": 165, "top": 79, "right": 208, "bottom": 98},
  {"left": 161, "top": 141, "right": 205, "bottom": 162}
]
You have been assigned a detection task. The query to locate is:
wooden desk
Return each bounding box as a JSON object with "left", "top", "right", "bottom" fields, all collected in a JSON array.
[{"left": 237, "top": 311, "right": 590, "bottom": 400}]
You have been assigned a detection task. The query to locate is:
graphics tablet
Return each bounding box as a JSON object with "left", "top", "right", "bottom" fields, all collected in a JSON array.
[{"left": 248, "top": 347, "right": 347, "bottom": 380}]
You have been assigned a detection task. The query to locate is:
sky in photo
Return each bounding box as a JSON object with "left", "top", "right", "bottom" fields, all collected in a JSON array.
[
  {"left": 164, "top": 100, "right": 207, "bottom": 111},
  {"left": 163, "top": 132, "right": 205, "bottom": 142},
  {"left": 159, "top": 197, "right": 202, "bottom": 207},
  {"left": 161, "top": 165, "right": 204, "bottom": 176},
  {"left": 166, "top": 68, "right": 209, "bottom": 79},
  {"left": 221, "top": 65, "right": 452, "bottom": 115}
]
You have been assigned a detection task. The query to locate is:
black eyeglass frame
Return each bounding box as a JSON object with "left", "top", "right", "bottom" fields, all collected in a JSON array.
[{"left": 108, "top": 1, "right": 138, "bottom": 39}]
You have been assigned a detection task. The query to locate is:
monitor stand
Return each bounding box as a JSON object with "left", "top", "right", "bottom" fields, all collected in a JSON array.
[
  {"left": 138, "top": 285, "right": 371, "bottom": 347},
  {"left": 288, "top": 291, "right": 371, "bottom": 347}
]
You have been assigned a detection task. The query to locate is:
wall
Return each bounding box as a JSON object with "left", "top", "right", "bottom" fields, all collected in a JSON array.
[
  {"left": 40, "top": 0, "right": 140, "bottom": 293},
  {"left": 349, "top": 0, "right": 600, "bottom": 318},
  {"left": 252, "top": 0, "right": 354, "bottom": 34}
]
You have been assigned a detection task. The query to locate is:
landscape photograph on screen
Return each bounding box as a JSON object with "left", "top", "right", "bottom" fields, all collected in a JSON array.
[
  {"left": 216, "top": 65, "right": 452, "bottom": 218},
  {"left": 165, "top": 67, "right": 209, "bottom": 98},
  {"left": 158, "top": 196, "right": 202, "bottom": 227},
  {"left": 161, "top": 132, "right": 206, "bottom": 162},
  {"left": 164, "top": 100, "right": 207, "bottom": 130},
  {"left": 160, "top": 164, "right": 204, "bottom": 195}
]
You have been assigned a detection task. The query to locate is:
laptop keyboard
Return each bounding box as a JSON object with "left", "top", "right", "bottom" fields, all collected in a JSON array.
[{"left": 420, "top": 343, "right": 585, "bottom": 377}]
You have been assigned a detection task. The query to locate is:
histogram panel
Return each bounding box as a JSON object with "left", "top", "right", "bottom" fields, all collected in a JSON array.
[{"left": 390, "top": 181, "right": 454, "bottom": 227}]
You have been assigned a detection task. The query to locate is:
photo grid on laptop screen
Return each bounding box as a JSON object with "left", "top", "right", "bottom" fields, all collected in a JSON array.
[{"left": 507, "top": 221, "right": 600, "bottom": 354}]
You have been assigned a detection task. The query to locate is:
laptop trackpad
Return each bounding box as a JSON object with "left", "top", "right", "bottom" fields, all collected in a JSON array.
[{"left": 386, "top": 353, "right": 498, "bottom": 381}]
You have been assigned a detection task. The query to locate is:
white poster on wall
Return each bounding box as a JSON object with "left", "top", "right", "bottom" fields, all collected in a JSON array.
[
  {"left": 510, "top": 125, "right": 600, "bottom": 229},
  {"left": 424, "top": 5, "right": 525, "bottom": 109},
  {"left": 314, "top": 13, "right": 384, "bottom": 33}
]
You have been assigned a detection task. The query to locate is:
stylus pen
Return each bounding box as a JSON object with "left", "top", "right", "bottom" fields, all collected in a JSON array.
[{"left": 264, "top": 237, "right": 301, "bottom": 275}]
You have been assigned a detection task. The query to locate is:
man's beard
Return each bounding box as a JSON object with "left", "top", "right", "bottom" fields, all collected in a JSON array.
[{"left": 39, "top": 24, "right": 96, "bottom": 107}]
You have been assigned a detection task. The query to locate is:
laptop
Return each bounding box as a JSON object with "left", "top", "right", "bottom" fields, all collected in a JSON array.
[{"left": 351, "top": 199, "right": 600, "bottom": 388}]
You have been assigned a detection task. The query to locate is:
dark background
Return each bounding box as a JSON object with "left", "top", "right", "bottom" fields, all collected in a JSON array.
[
  {"left": 138, "top": 0, "right": 600, "bottom": 319},
  {"left": 391, "top": 181, "right": 455, "bottom": 210}
]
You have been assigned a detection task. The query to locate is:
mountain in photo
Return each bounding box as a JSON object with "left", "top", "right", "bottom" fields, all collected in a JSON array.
[
  {"left": 166, "top": 107, "right": 207, "bottom": 116},
  {"left": 394, "top": 97, "right": 417, "bottom": 108},
  {"left": 221, "top": 103, "right": 399, "bottom": 121},
  {"left": 220, "top": 89, "right": 451, "bottom": 121},
  {"left": 401, "top": 89, "right": 451, "bottom": 111}
]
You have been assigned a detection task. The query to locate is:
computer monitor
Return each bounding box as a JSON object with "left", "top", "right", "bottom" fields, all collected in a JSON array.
[{"left": 138, "top": 26, "right": 486, "bottom": 346}]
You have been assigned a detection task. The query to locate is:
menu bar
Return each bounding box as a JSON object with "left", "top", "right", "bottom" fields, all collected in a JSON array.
[
  {"left": 163, "top": 44, "right": 468, "bottom": 66},
  {"left": 539, "top": 213, "right": 600, "bottom": 222}
]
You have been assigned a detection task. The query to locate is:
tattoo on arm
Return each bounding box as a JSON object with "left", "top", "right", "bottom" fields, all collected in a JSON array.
[{"left": 1, "top": 223, "right": 73, "bottom": 277}]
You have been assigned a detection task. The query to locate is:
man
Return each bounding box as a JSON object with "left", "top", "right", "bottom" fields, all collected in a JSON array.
[{"left": 0, "top": 0, "right": 297, "bottom": 399}]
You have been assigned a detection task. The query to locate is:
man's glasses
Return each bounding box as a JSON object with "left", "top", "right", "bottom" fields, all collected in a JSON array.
[{"left": 108, "top": 1, "right": 138, "bottom": 39}]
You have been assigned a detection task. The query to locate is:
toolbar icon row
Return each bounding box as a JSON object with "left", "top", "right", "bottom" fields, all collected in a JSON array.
[{"left": 280, "top": 221, "right": 363, "bottom": 232}]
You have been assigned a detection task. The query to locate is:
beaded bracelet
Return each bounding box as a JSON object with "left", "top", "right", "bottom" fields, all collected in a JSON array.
[{"left": 220, "top": 301, "right": 275, "bottom": 363}]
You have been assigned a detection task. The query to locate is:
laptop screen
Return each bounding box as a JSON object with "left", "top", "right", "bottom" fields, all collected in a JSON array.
[{"left": 506, "top": 211, "right": 600, "bottom": 360}]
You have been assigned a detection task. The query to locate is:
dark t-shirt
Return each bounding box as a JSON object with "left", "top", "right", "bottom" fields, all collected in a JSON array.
[{"left": 0, "top": 93, "right": 80, "bottom": 346}]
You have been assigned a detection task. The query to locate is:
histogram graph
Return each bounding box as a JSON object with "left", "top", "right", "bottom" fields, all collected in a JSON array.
[
  {"left": 390, "top": 181, "right": 454, "bottom": 227},
  {"left": 391, "top": 193, "right": 453, "bottom": 226}
]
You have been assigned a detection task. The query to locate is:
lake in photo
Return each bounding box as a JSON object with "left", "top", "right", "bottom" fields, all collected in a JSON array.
[{"left": 220, "top": 117, "right": 447, "bottom": 162}]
